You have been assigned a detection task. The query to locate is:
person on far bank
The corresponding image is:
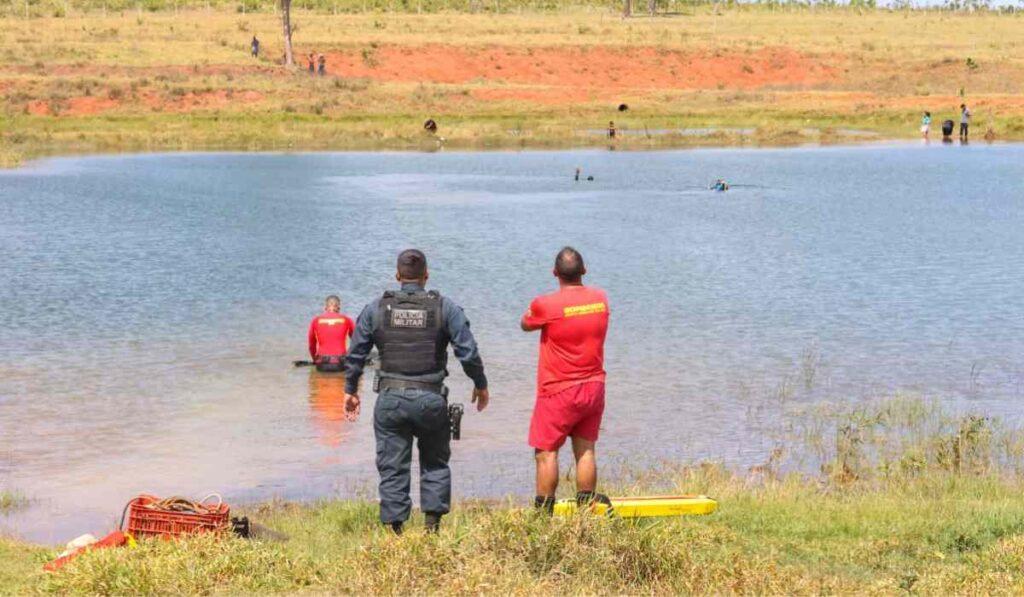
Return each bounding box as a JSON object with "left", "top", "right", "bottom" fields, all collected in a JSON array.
[
  {"left": 250, "top": 35, "right": 259, "bottom": 59},
  {"left": 521, "top": 247, "right": 610, "bottom": 514},
  {"left": 308, "top": 295, "right": 354, "bottom": 373},
  {"left": 920, "top": 111, "right": 931, "bottom": 141},
  {"left": 960, "top": 103, "right": 971, "bottom": 140},
  {"left": 344, "top": 249, "right": 489, "bottom": 534}
]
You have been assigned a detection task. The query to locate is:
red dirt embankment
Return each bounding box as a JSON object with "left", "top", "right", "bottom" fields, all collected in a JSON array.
[
  {"left": 326, "top": 44, "right": 835, "bottom": 98},
  {"left": 25, "top": 89, "right": 265, "bottom": 116},
  {"left": 13, "top": 44, "right": 835, "bottom": 115}
]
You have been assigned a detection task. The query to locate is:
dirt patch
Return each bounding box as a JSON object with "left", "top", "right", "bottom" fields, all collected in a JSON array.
[
  {"left": 141, "top": 88, "right": 264, "bottom": 112},
  {"left": 325, "top": 44, "right": 835, "bottom": 91},
  {"left": 4, "top": 63, "right": 286, "bottom": 80},
  {"left": 470, "top": 86, "right": 605, "bottom": 105},
  {"left": 26, "top": 95, "right": 123, "bottom": 116},
  {"left": 23, "top": 88, "right": 264, "bottom": 115}
]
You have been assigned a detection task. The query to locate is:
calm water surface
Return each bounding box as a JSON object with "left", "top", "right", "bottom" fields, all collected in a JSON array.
[{"left": 2, "top": 145, "right": 1023, "bottom": 542}]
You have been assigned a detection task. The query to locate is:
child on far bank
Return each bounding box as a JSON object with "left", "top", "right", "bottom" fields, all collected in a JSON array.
[{"left": 921, "top": 111, "right": 931, "bottom": 140}]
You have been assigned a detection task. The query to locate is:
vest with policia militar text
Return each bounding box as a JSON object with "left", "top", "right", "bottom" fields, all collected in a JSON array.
[{"left": 372, "top": 290, "right": 448, "bottom": 376}]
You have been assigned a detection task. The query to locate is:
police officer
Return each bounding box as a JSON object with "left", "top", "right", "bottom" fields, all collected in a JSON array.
[{"left": 344, "top": 249, "right": 489, "bottom": 534}]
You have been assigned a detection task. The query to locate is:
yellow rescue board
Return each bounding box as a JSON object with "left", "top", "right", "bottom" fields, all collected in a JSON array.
[{"left": 553, "top": 495, "right": 718, "bottom": 518}]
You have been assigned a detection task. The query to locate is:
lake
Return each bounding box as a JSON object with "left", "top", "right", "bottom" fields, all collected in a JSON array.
[{"left": 2, "top": 144, "right": 1023, "bottom": 543}]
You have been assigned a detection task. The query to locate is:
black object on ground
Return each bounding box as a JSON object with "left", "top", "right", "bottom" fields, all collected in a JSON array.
[{"left": 231, "top": 516, "right": 290, "bottom": 542}]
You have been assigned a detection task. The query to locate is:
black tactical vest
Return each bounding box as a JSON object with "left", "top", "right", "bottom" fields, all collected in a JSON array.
[{"left": 372, "top": 290, "right": 447, "bottom": 376}]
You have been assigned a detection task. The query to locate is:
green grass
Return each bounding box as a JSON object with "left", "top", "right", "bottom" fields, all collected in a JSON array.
[{"left": 4, "top": 473, "right": 1024, "bottom": 594}]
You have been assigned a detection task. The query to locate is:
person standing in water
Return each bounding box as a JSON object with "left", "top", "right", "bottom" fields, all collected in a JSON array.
[
  {"left": 521, "top": 247, "right": 611, "bottom": 514},
  {"left": 921, "top": 111, "right": 931, "bottom": 141},
  {"left": 960, "top": 104, "right": 971, "bottom": 140},
  {"left": 308, "top": 295, "right": 355, "bottom": 373}
]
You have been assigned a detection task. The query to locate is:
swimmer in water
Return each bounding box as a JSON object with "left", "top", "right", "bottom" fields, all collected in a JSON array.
[{"left": 711, "top": 179, "right": 729, "bottom": 192}]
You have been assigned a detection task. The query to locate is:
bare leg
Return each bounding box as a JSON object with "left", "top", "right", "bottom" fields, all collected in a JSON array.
[
  {"left": 571, "top": 437, "right": 596, "bottom": 493},
  {"left": 535, "top": 449, "right": 559, "bottom": 497}
]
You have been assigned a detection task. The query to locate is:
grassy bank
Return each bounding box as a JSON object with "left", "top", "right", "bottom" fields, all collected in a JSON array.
[
  {"left": 4, "top": 395, "right": 1024, "bottom": 594},
  {"left": 2, "top": 6, "right": 1023, "bottom": 164},
  {"left": 5, "top": 473, "right": 1024, "bottom": 594}
]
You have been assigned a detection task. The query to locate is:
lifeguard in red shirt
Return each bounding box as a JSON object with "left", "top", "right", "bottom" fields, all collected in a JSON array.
[
  {"left": 521, "top": 247, "right": 610, "bottom": 513},
  {"left": 308, "top": 295, "right": 355, "bottom": 373}
]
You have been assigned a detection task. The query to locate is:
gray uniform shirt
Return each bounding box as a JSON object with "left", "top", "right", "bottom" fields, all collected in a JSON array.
[{"left": 345, "top": 282, "right": 487, "bottom": 394}]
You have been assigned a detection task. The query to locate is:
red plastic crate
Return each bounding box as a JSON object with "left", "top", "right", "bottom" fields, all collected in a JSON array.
[{"left": 125, "top": 494, "right": 230, "bottom": 538}]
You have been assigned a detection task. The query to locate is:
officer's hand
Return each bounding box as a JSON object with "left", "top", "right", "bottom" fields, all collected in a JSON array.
[
  {"left": 472, "top": 388, "right": 489, "bottom": 412},
  {"left": 344, "top": 393, "right": 361, "bottom": 421}
]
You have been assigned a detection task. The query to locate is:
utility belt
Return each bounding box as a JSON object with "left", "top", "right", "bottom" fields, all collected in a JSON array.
[
  {"left": 373, "top": 373, "right": 448, "bottom": 398},
  {"left": 373, "top": 373, "right": 464, "bottom": 440},
  {"left": 315, "top": 355, "right": 345, "bottom": 373}
]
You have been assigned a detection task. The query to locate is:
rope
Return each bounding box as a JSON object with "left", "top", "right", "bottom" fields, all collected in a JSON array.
[
  {"left": 141, "top": 494, "right": 223, "bottom": 514},
  {"left": 120, "top": 493, "right": 224, "bottom": 530}
]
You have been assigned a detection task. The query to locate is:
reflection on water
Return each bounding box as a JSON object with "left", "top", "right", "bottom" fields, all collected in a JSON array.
[
  {"left": 2, "top": 145, "right": 1023, "bottom": 543},
  {"left": 307, "top": 370, "right": 350, "bottom": 449}
]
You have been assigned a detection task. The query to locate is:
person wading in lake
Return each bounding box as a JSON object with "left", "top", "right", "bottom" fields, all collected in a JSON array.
[
  {"left": 521, "top": 247, "right": 610, "bottom": 514},
  {"left": 308, "top": 295, "right": 354, "bottom": 373},
  {"left": 344, "top": 249, "right": 490, "bottom": 534}
]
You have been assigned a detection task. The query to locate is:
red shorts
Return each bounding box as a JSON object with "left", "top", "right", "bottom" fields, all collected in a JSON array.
[{"left": 528, "top": 381, "right": 605, "bottom": 451}]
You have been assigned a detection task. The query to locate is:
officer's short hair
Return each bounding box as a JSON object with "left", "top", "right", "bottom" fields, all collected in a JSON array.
[
  {"left": 325, "top": 295, "right": 341, "bottom": 307},
  {"left": 397, "top": 249, "right": 427, "bottom": 280},
  {"left": 555, "top": 246, "right": 585, "bottom": 282}
]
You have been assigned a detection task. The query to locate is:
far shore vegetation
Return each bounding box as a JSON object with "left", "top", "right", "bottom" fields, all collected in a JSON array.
[
  {"left": 2, "top": 2, "right": 1023, "bottom": 166},
  {"left": 5, "top": 394, "right": 1024, "bottom": 593}
]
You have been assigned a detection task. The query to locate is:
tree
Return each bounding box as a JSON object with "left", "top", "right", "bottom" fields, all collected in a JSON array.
[
  {"left": 281, "top": 0, "right": 294, "bottom": 66},
  {"left": 623, "top": 0, "right": 631, "bottom": 17},
  {"left": 648, "top": 0, "right": 656, "bottom": 15}
]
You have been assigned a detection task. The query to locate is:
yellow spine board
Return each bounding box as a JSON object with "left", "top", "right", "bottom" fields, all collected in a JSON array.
[{"left": 553, "top": 495, "right": 717, "bottom": 518}]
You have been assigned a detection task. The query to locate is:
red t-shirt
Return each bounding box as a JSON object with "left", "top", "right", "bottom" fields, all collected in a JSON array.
[
  {"left": 522, "top": 285, "right": 610, "bottom": 397},
  {"left": 308, "top": 312, "right": 355, "bottom": 360}
]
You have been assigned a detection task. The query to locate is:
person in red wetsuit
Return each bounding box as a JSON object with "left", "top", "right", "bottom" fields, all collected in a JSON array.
[
  {"left": 308, "top": 295, "right": 355, "bottom": 373},
  {"left": 521, "top": 247, "right": 610, "bottom": 513}
]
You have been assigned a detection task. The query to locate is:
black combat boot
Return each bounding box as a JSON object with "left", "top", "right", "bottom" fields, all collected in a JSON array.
[
  {"left": 576, "top": 491, "right": 614, "bottom": 516},
  {"left": 534, "top": 495, "right": 555, "bottom": 515},
  {"left": 424, "top": 512, "right": 443, "bottom": 533},
  {"left": 576, "top": 491, "right": 596, "bottom": 506}
]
